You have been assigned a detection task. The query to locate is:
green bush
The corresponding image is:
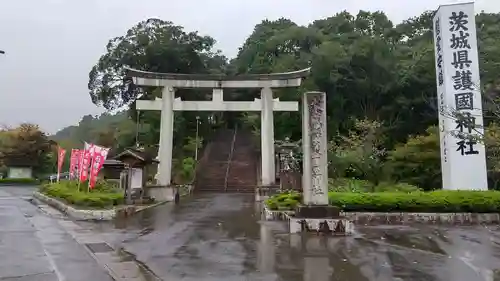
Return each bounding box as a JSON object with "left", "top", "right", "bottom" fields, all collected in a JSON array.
[
  {"left": 173, "top": 157, "right": 196, "bottom": 184},
  {"left": 181, "top": 157, "right": 196, "bottom": 182},
  {"left": 387, "top": 127, "right": 441, "bottom": 190},
  {"left": 265, "top": 190, "right": 500, "bottom": 213},
  {"left": 265, "top": 190, "right": 302, "bottom": 211},
  {"left": 0, "top": 178, "right": 39, "bottom": 185},
  {"left": 39, "top": 180, "right": 124, "bottom": 209}
]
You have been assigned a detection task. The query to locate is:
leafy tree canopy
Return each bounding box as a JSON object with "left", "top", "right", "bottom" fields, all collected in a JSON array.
[
  {"left": 0, "top": 124, "right": 56, "bottom": 176},
  {"left": 50, "top": 10, "right": 500, "bottom": 189}
]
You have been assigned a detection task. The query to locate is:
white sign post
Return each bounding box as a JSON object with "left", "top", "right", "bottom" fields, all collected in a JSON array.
[{"left": 433, "top": 2, "right": 488, "bottom": 190}]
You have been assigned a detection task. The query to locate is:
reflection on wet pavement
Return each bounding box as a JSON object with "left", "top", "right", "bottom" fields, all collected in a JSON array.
[{"left": 78, "top": 193, "right": 500, "bottom": 281}]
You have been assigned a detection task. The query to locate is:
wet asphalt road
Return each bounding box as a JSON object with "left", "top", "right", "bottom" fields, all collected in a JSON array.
[
  {"left": 0, "top": 186, "right": 113, "bottom": 281},
  {"left": 78, "top": 193, "right": 500, "bottom": 281}
]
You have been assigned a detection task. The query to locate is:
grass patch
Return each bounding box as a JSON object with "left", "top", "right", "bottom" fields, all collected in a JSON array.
[
  {"left": 265, "top": 190, "right": 500, "bottom": 213},
  {"left": 0, "top": 178, "right": 39, "bottom": 185},
  {"left": 39, "top": 180, "right": 124, "bottom": 209}
]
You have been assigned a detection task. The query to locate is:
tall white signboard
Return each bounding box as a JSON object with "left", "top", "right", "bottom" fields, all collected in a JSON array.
[{"left": 433, "top": 2, "right": 488, "bottom": 190}]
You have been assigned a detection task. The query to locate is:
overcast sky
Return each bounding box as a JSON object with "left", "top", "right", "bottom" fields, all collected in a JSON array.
[{"left": 1, "top": 0, "right": 499, "bottom": 134}]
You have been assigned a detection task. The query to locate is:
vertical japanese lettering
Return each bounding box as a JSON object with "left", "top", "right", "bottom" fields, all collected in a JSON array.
[
  {"left": 448, "top": 9, "right": 479, "bottom": 156},
  {"left": 454, "top": 92, "right": 474, "bottom": 110},
  {"left": 449, "top": 11, "right": 469, "bottom": 31},
  {"left": 435, "top": 18, "right": 444, "bottom": 86},
  {"left": 308, "top": 93, "right": 326, "bottom": 197}
]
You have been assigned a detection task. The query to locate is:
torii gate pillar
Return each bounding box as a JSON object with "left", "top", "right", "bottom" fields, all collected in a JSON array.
[
  {"left": 260, "top": 87, "right": 275, "bottom": 186},
  {"left": 156, "top": 86, "right": 174, "bottom": 186}
]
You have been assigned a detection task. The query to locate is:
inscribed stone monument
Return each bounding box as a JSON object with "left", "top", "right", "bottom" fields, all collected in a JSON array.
[
  {"left": 432, "top": 2, "right": 488, "bottom": 190},
  {"left": 302, "top": 91, "right": 328, "bottom": 205}
]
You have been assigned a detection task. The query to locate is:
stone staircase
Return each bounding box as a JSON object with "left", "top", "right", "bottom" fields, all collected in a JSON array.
[
  {"left": 225, "top": 130, "right": 257, "bottom": 193},
  {"left": 195, "top": 128, "right": 257, "bottom": 193},
  {"left": 195, "top": 129, "right": 232, "bottom": 192}
]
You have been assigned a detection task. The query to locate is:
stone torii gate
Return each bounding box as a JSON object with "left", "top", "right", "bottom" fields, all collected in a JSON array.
[{"left": 126, "top": 67, "right": 311, "bottom": 188}]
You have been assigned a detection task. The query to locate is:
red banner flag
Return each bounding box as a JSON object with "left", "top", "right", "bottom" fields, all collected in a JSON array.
[
  {"left": 57, "top": 147, "right": 66, "bottom": 182},
  {"left": 79, "top": 143, "right": 93, "bottom": 183},
  {"left": 69, "top": 149, "right": 81, "bottom": 180},
  {"left": 88, "top": 147, "right": 110, "bottom": 189}
]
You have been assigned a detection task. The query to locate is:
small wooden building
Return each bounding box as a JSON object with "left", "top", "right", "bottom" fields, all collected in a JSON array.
[
  {"left": 102, "top": 147, "right": 158, "bottom": 190},
  {"left": 3, "top": 156, "right": 35, "bottom": 179},
  {"left": 101, "top": 159, "right": 125, "bottom": 181}
]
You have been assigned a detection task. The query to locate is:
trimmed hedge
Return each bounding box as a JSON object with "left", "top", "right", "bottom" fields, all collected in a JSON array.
[
  {"left": 0, "top": 178, "right": 39, "bottom": 185},
  {"left": 265, "top": 190, "right": 500, "bottom": 213},
  {"left": 39, "top": 180, "right": 124, "bottom": 209}
]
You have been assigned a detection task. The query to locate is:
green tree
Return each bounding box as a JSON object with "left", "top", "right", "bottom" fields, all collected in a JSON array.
[
  {"left": 328, "top": 118, "right": 387, "bottom": 186},
  {"left": 230, "top": 11, "right": 439, "bottom": 144},
  {"left": 387, "top": 126, "right": 441, "bottom": 190},
  {"left": 484, "top": 123, "right": 500, "bottom": 190},
  {"left": 88, "top": 18, "right": 227, "bottom": 155},
  {"left": 231, "top": 11, "right": 500, "bottom": 148},
  {"left": 0, "top": 124, "right": 56, "bottom": 176}
]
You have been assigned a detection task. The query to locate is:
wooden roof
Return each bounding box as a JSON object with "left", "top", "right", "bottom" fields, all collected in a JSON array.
[{"left": 113, "top": 147, "right": 159, "bottom": 164}]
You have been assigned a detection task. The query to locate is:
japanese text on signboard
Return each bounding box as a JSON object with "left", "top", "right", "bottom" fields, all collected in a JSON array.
[
  {"left": 449, "top": 11, "right": 479, "bottom": 156},
  {"left": 434, "top": 17, "right": 448, "bottom": 162}
]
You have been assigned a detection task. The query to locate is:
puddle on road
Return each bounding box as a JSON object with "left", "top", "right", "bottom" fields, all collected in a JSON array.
[{"left": 76, "top": 194, "right": 500, "bottom": 281}]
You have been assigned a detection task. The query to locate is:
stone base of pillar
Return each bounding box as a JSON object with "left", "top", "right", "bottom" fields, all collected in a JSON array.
[
  {"left": 255, "top": 185, "right": 280, "bottom": 202},
  {"left": 289, "top": 217, "right": 354, "bottom": 235},
  {"left": 289, "top": 205, "right": 353, "bottom": 235},
  {"left": 146, "top": 185, "right": 175, "bottom": 202},
  {"left": 295, "top": 205, "right": 340, "bottom": 218}
]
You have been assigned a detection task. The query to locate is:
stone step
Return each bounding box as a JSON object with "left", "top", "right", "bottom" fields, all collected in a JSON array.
[
  {"left": 196, "top": 188, "right": 255, "bottom": 193},
  {"left": 195, "top": 128, "right": 258, "bottom": 193}
]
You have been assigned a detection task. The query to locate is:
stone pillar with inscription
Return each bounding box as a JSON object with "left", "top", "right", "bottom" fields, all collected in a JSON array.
[
  {"left": 288, "top": 91, "right": 353, "bottom": 235},
  {"left": 433, "top": 3, "right": 488, "bottom": 190},
  {"left": 301, "top": 91, "right": 329, "bottom": 205}
]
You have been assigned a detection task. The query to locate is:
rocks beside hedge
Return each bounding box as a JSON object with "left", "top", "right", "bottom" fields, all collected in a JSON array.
[
  {"left": 34, "top": 180, "right": 169, "bottom": 220},
  {"left": 262, "top": 204, "right": 500, "bottom": 225},
  {"left": 34, "top": 192, "right": 117, "bottom": 220},
  {"left": 33, "top": 192, "right": 167, "bottom": 220},
  {"left": 264, "top": 190, "right": 500, "bottom": 225},
  {"left": 0, "top": 178, "right": 39, "bottom": 186},
  {"left": 266, "top": 190, "right": 500, "bottom": 213}
]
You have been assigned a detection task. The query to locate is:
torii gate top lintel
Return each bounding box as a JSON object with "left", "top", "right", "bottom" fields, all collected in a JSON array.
[{"left": 125, "top": 66, "right": 311, "bottom": 88}]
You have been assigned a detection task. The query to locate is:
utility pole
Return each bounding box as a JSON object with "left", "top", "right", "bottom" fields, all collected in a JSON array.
[{"left": 195, "top": 116, "right": 200, "bottom": 161}]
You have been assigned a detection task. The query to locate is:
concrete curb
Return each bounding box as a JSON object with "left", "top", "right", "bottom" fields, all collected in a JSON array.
[
  {"left": 0, "top": 183, "right": 39, "bottom": 187},
  {"left": 262, "top": 205, "right": 500, "bottom": 225},
  {"left": 33, "top": 192, "right": 168, "bottom": 221}
]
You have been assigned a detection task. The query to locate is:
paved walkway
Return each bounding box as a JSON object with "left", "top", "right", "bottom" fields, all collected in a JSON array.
[
  {"left": 79, "top": 193, "right": 500, "bottom": 281},
  {"left": 0, "top": 187, "right": 114, "bottom": 281},
  {"left": 6, "top": 186, "right": 500, "bottom": 281}
]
